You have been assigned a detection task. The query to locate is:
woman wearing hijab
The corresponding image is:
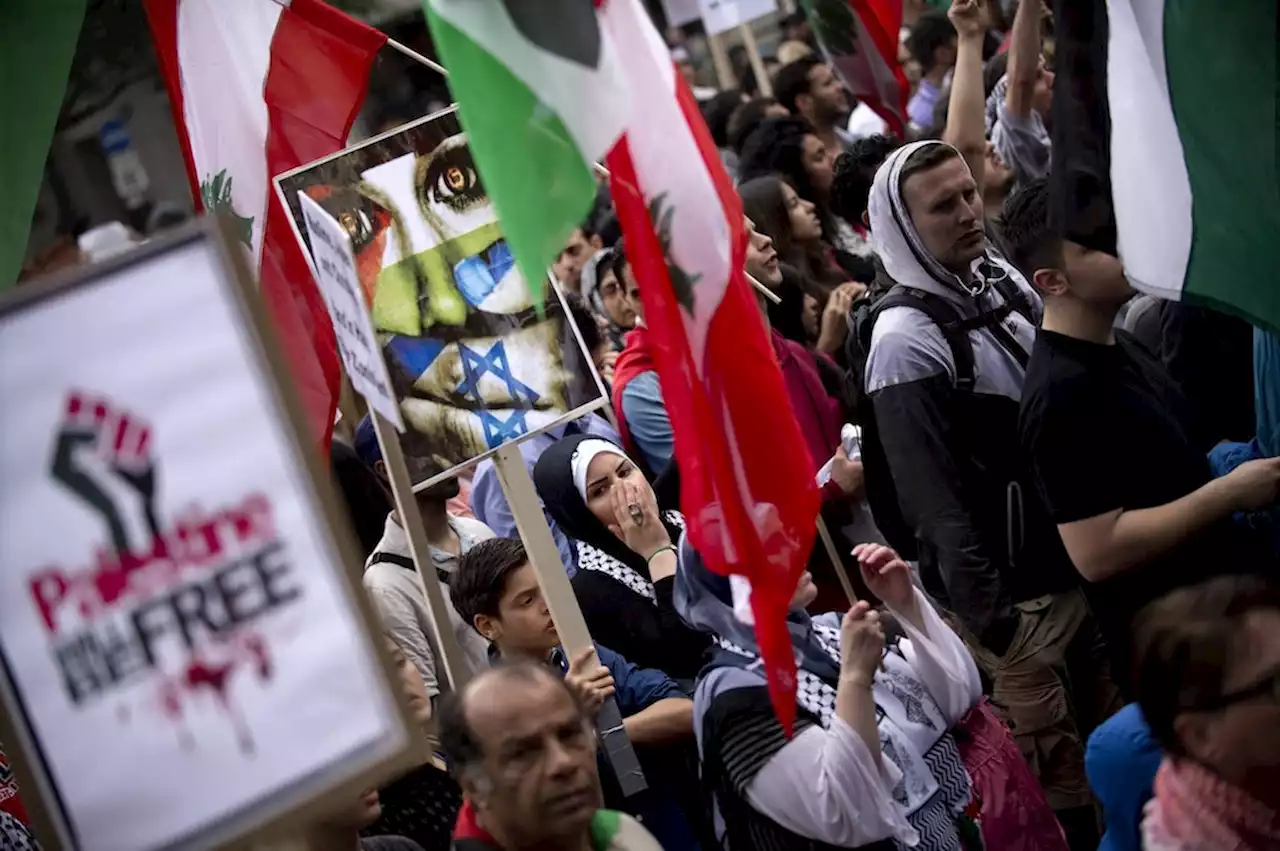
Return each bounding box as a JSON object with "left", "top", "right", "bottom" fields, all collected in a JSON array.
[
  {"left": 579, "top": 245, "right": 636, "bottom": 354},
  {"left": 533, "top": 434, "right": 711, "bottom": 683},
  {"left": 675, "top": 540, "right": 983, "bottom": 851}
]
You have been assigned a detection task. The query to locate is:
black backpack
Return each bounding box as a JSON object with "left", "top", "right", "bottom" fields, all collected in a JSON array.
[{"left": 845, "top": 271, "right": 1035, "bottom": 559}]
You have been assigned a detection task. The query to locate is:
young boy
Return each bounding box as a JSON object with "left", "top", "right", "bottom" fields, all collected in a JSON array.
[{"left": 449, "top": 538, "right": 705, "bottom": 850}]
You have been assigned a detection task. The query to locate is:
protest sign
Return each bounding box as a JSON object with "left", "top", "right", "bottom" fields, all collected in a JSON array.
[
  {"left": 299, "top": 192, "right": 405, "bottom": 431},
  {"left": 662, "top": 0, "right": 703, "bottom": 26},
  {"left": 698, "top": 0, "right": 777, "bottom": 35},
  {"left": 275, "top": 107, "right": 608, "bottom": 490},
  {"left": 0, "top": 220, "right": 418, "bottom": 851}
]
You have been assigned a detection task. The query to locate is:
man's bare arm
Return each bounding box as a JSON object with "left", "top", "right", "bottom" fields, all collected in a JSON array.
[
  {"left": 1058, "top": 458, "right": 1280, "bottom": 582},
  {"left": 622, "top": 697, "right": 693, "bottom": 745},
  {"left": 943, "top": 0, "right": 991, "bottom": 187},
  {"left": 1004, "top": 0, "right": 1042, "bottom": 117}
]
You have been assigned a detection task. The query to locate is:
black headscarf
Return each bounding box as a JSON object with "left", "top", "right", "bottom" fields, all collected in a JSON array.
[{"left": 532, "top": 433, "right": 683, "bottom": 579}]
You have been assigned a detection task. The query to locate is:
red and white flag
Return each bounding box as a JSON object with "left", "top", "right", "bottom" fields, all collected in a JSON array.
[
  {"left": 803, "top": 0, "right": 910, "bottom": 138},
  {"left": 603, "top": 0, "right": 821, "bottom": 732},
  {"left": 143, "top": 0, "right": 386, "bottom": 447}
]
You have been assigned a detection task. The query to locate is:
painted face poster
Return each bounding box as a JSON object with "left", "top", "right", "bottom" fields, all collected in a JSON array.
[
  {"left": 276, "top": 108, "right": 606, "bottom": 487},
  {"left": 0, "top": 228, "right": 411, "bottom": 851}
]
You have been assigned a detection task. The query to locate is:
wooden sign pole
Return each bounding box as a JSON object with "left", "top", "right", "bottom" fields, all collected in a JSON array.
[
  {"left": 491, "top": 443, "right": 647, "bottom": 797},
  {"left": 816, "top": 516, "right": 858, "bottom": 605},
  {"left": 739, "top": 21, "right": 773, "bottom": 97},
  {"left": 707, "top": 32, "right": 736, "bottom": 90},
  {"left": 369, "top": 411, "right": 472, "bottom": 693}
]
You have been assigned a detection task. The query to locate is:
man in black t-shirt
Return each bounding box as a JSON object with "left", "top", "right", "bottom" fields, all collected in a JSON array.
[{"left": 1003, "top": 180, "right": 1280, "bottom": 689}]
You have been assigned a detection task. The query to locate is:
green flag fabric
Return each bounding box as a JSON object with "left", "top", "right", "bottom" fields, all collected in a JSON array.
[
  {"left": 1105, "top": 0, "right": 1280, "bottom": 330},
  {"left": 0, "top": 0, "right": 85, "bottom": 290},
  {"left": 422, "top": 0, "right": 630, "bottom": 304}
]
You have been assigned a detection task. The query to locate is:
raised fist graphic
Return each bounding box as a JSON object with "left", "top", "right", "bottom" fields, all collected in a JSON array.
[{"left": 51, "top": 391, "right": 160, "bottom": 557}]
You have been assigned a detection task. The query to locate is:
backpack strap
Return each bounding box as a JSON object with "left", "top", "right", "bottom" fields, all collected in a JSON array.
[
  {"left": 369, "top": 550, "right": 451, "bottom": 587},
  {"left": 985, "top": 259, "right": 1035, "bottom": 325},
  {"left": 868, "top": 287, "right": 978, "bottom": 391}
]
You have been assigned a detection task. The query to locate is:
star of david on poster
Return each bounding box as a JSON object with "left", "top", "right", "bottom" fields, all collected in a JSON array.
[{"left": 458, "top": 341, "right": 541, "bottom": 447}]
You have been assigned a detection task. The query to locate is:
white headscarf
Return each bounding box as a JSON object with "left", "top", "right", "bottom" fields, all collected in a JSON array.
[{"left": 569, "top": 438, "right": 627, "bottom": 501}]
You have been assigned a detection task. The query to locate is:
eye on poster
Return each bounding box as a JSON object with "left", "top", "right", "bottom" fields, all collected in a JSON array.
[
  {"left": 0, "top": 223, "right": 415, "bottom": 851},
  {"left": 275, "top": 107, "right": 607, "bottom": 489}
]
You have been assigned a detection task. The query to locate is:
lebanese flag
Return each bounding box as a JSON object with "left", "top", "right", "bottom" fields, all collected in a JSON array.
[
  {"left": 802, "top": 0, "right": 909, "bottom": 138},
  {"left": 603, "top": 0, "right": 821, "bottom": 733},
  {"left": 143, "top": 0, "right": 386, "bottom": 447}
]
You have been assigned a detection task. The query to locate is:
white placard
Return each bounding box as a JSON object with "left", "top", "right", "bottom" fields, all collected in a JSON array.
[
  {"left": 698, "top": 0, "right": 777, "bottom": 35},
  {"left": 0, "top": 227, "right": 410, "bottom": 851},
  {"left": 298, "top": 193, "right": 405, "bottom": 432},
  {"left": 662, "top": 0, "right": 703, "bottom": 27}
]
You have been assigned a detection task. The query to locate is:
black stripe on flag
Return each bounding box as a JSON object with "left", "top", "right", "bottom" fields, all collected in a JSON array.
[
  {"left": 1049, "top": 0, "right": 1118, "bottom": 257},
  {"left": 499, "top": 0, "right": 602, "bottom": 69}
]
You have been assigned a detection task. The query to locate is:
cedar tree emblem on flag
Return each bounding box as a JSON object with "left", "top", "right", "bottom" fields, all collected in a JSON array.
[
  {"left": 200, "top": 169, "right": 254, "bottom": 249},
  {"left": 648, "top": 193, "right": 700, "bottom": 314}
]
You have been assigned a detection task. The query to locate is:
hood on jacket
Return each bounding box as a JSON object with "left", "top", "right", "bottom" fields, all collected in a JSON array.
[{"left": 868, "top": 140, "right": 1030, "bottom": 314}]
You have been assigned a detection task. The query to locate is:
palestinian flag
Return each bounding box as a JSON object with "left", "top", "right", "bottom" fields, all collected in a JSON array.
[
  {"left": 143, "top": 0, "right": 386, "bottom": 447},
  {"left": 424, "top": 0, "right": 632, "bottom": 304},
  {"left": 1052, "top": 0, "right": 1280, "bottom": 330},
  {"left": 800, "top": 0, "right": 909, "bottom": 138},
  {"left": 602, "top": 0, "right": 821, "bottom": 733}
]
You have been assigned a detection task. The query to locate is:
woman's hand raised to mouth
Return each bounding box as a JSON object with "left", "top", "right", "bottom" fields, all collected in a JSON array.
[{"left": 608, "top": 476, "right": 672, "bottom": 561}]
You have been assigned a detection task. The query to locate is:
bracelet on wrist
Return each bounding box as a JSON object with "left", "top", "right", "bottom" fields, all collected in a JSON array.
[{"left": 645, "top": 545, "right": 676, "bottom": 565}]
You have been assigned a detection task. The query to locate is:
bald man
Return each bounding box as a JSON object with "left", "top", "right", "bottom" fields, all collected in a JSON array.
[{"left": 440, "top": 664, "right": 662, "bottom": 851}]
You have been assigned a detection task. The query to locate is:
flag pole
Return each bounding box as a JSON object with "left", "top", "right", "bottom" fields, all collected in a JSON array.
[
  {"left": 816, "top": 516, "right": 859, "bottom": 605},
  {"left": 385, "top": 37, "right": 450, "bottom": 77},
  {"left": 267, "top": 0, "right": 452, "bottom": 77},
  {"left": 738, "top": 22, "right": 773, "bottom": 98}
]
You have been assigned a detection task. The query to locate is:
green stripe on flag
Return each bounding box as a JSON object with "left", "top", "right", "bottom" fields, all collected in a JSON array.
[
  {"left": 0, "top": 0, "right": 85, "bottom": 289},
  {"left": 1165, "top": 1, "right": 1280, "bottom": 331},
  {"left": 425, "top": 6, "right": 598, "bottom": 307}
]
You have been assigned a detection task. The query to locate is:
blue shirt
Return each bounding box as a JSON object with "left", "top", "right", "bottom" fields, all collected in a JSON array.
[
  {"left": 1087, "top": 704, "right": 1162, "bottom": 851},
  {"left": 469, "top": 413, "right": 619, "bottom": 576},
  {"left": 908, "top": 77, "right": 944, "bottom": 129},
  {"left": 619, "top": 370, "right": 674, "bottom": 475}
]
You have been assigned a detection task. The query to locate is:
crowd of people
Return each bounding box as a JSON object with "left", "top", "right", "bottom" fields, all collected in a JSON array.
[{"left": 315, "top": 2, "right": 1280, "bottom": 851}]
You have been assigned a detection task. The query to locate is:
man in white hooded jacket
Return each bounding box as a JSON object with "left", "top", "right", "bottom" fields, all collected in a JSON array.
[{"left": 861, "top": 140, "right": 1120, "bottom": 846}]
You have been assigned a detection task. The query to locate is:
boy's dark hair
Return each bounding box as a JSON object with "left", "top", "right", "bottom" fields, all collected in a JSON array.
[
  {"left": 906, "top": 11, "right": 957, "bottom": 73},
  {"left": 438, "top": 663, "right": 579, "bottom": 781},
  {"left": 702, "top": 89, "right": 746, "bottom": 148},
  {"left": 998, "top": 178, "right": 1061, "bottom": 279},
  {"left": 727, "top": 97, "right": 783, "bottom": 155},
  {"left": 449, "top": 537, "right": 529, "bottom": 629},
  {"left": 1133, "top": 575, "right": 1280, "bottom": 757},
  {"left": 773, "top": 56, "right": 824, "bottom": 114},
  {"left": 831, "top": 134, "right": 903, "bottom": 222}
]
